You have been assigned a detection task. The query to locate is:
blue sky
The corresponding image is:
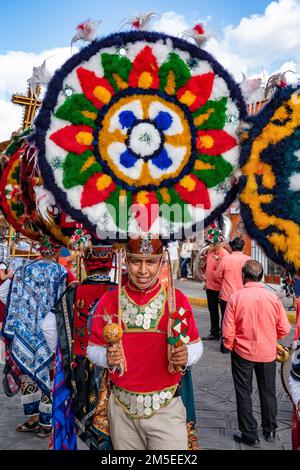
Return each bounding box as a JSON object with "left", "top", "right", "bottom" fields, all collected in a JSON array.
[{"left": 2, "top": 0, "right": 272, "bottom": 52}]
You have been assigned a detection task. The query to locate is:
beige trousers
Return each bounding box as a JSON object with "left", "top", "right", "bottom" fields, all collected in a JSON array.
[
  {"left": 108, "top": 392, "right": 188, "bottom": 450},
  {"left": 171, "top": 260, "right": 179, "bottom": 280}
]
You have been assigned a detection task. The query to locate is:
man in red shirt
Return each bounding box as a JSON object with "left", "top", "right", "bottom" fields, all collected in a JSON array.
[
  {"left": 222, "top": 260, "right": 291, "bottom": 447},
  {"left": 216, "top": 237, "right": 251, "bottom": 353},
  {"left": 87, "top": 237, "right": 203, "bottom": 450}
]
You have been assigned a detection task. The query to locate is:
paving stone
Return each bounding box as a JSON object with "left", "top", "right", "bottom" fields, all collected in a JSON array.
[
  {"left": 211, "top": 381, "right": 235, "bottom": 392},
  {"left": 278, "top": 401, "right": 293, "bottom": 412},
  {"left": 200, "top": 438, "right": 236, "bottom": 450},
  {"left": 197, "top": 418, "right": 227, "bottom": 429},
  {"left": 0, "top": 304, "right": 294, "bottom": 451}
]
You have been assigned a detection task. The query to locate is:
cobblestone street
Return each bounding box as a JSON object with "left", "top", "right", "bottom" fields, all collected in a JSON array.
[{"left": 0, "top": 300, "right": 294, "bottom": 451}]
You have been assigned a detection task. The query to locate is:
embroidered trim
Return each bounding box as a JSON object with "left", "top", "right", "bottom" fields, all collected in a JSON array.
[
  {"left": 113, "top": 383, "right": 178, "bottom": 419},
  {"left": 62, "top": 294, "right": 73, "bottom": 356},
  {"left": 87, "top": 274, "right": 111, "bottom": 282},
  {"left": 21, "top": 392, "right": 41, "bottom": 404}
]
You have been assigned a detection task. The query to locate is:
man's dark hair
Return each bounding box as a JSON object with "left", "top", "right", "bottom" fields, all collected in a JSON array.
[
  {"left": 242, "top": 260, "right": 264, "bottom": 282},
  {"left": 229, "top": 237, "right": 245, "bottom": 252}
]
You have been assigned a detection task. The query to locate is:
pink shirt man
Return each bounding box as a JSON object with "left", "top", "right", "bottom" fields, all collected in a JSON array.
[
  {"left": 216, "top": 251, "right": 251, "bottom": 302},
  {"left": 223, "top": 282, "right": 291, "bottom": 362},
  {"left": 293, "top": 297, "right": 300, "bottom": 341},
  {"left": 205, "top": 247, "right": 228, "bottom": 291}
]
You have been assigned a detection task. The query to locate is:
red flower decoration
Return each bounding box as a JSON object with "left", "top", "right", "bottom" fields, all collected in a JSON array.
[
  {"left": 175, "top": 174, "right": 211, "bottom": 208},
  {"left": 128, "top": 46, "right": 159, "bottom": 89},
  {"left": 81, "top": 173, "right": 116, "bottom": 208},
  {"left": 132, "top": 191, "right": 159, "bottom": 231},
  {"left": 177, "top": 73, "right": 214, "bottom": 112},
  {"left": 77, "top": 67, "right": 115, "bottom": 109},
  {"left": 196, "top": 130, "right": 237, "bottom": 156},
  {"left": 50, "top": 125, "right": 94, "bottom": 154}
]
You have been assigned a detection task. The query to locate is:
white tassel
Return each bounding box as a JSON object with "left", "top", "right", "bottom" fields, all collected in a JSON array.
[
  {"left": 239, "top": 72, "right": 264, "bottom": 106},
  {"left": 34, "top": 186, "right": 56, "bottom": 224}
]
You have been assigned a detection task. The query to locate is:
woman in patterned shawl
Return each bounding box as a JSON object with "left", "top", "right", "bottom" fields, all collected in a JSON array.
[{"left": 2, "top": 237, "right": 67, "bottom": 437}]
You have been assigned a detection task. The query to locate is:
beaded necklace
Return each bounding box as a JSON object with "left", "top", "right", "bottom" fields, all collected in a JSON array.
[{"left": 87, "top": 273, "right": 111, "bottom": 282}]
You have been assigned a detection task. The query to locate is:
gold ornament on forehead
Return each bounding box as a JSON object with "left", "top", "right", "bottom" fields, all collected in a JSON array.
[{"left": 140, "top": 237, "right": 153, "bottom": 255}]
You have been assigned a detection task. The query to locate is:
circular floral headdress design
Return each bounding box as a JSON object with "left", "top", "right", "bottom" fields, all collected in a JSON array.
[
  {"left": 35, "top": 31, "right": 246, "bottom": 240},
  {"left": 239, "top": 87, "right": 300, "bottom": 274},
  {"left": 0, "top": 135, "right": 41, "bottom": 240},
  {"left": 0, "top": 131, "right": 77, "bottom": 245}
]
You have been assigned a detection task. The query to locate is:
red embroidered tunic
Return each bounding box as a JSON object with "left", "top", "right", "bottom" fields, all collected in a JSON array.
[
  {"left": 89, "top": 281, "right": 200, "bottom": 393},
  {"left": 73, "top": 280, "right": 116, "bottom": 355}
]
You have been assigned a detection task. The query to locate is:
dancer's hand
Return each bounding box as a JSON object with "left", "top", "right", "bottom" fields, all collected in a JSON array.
[
  {"left": 107, "top": 343, "right": 123, "bottom": 367},
  {"left": 171, "top": 345, "right": 188, "bottom": 366}
]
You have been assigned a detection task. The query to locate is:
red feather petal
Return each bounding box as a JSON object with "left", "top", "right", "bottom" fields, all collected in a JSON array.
[
  {"left": 131, "top": 191, "right": 159, "bottom": 231},
  {"left": 175, "top": 175, "right": 211, "bottom": 209},
  {"left": 81, "top": 173, "right": 116, "bottom": 208},
  {"left": 176, "top": 73, "right": 214, "bottom": 112},
  {"left": 128, "top": 46, "right": 159, "bottom": 89},
  {"left": 196, "top": 130, "right": 237, "bottom": 156},
  {"left": 77, "top": 67, "right": 114, "bottom": 109},
  {"left": 50, "top": 125, "right": 94, "bottom": 154}
]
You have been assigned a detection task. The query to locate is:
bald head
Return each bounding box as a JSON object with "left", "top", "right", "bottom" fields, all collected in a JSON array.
[{"left": 242, "top": 260, "right": 264, "bottom": 283}]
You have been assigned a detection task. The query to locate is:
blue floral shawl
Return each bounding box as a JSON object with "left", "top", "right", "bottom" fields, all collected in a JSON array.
[{"left": 3, "top": 259, "right": 67, "bottom": 393}]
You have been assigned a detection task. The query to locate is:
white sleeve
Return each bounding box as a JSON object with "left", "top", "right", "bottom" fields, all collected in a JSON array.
[
  {"left": 289, "top": 375, "right": 300, "bottom": 408},
  {"left": 0, "top": 279, "right": 11, "bottom": 305},
  {"left": 187, "top": 341, "right": 203, "bottom": 367},
  {"left": 87, "top": 345, "right": 108, "bottom": 368},
  {"left": 41, "top": 312, "right": 58, "bottom": 353}
]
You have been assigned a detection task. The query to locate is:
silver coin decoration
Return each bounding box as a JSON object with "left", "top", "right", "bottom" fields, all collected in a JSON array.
[
  {"left": 120, "top": 289, "right": 166, "bottom": 330},
  {"left": 114, "top": 385, "right": 177, "bottom": 418}
]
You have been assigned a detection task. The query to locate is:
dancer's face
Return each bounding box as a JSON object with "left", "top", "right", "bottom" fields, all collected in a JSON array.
[{"left": 127, "top": 256, "right": 162, "bottom": 289}]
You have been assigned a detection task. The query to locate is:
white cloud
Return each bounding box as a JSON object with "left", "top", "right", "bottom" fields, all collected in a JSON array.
[
  {"left": 206, "top": 0, "right": 300, "bottom": 79},
  {"left": 0, "top": 100, "right": 22, "bottom": 141},
  {"left": 0, "top": 47, "right": 77, "bottom": 141},
  {"left": 224, "top": 0, "right": 300, "bottom": 66},
  {"left": 152, "top": 12, "right": 190, "bottom": 37},
  {"left": 153, "top": 3, "right": 300, "bottom": 82}
]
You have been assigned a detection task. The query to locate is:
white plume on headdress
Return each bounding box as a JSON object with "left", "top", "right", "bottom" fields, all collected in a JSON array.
[
  {"left": 119, "top": 11, "right": 159, "bottom": 31},
  {"left": 240, "top": 72, "right": 263, "bottom": 104},
  {"left": 27, "top": 60, "right": 52, "bottom": 98},
  {"left": 264, "top": 70, "right": 295, "bottom": 100},
  {"left": 181, "top": 23, "right": 213, "bottom": 47},
  {"left": 33, "top": 186, "right": 56, "bottom": 224},
  {"left": 71, "top": 19, "right": 101, "bottom": 49}
]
